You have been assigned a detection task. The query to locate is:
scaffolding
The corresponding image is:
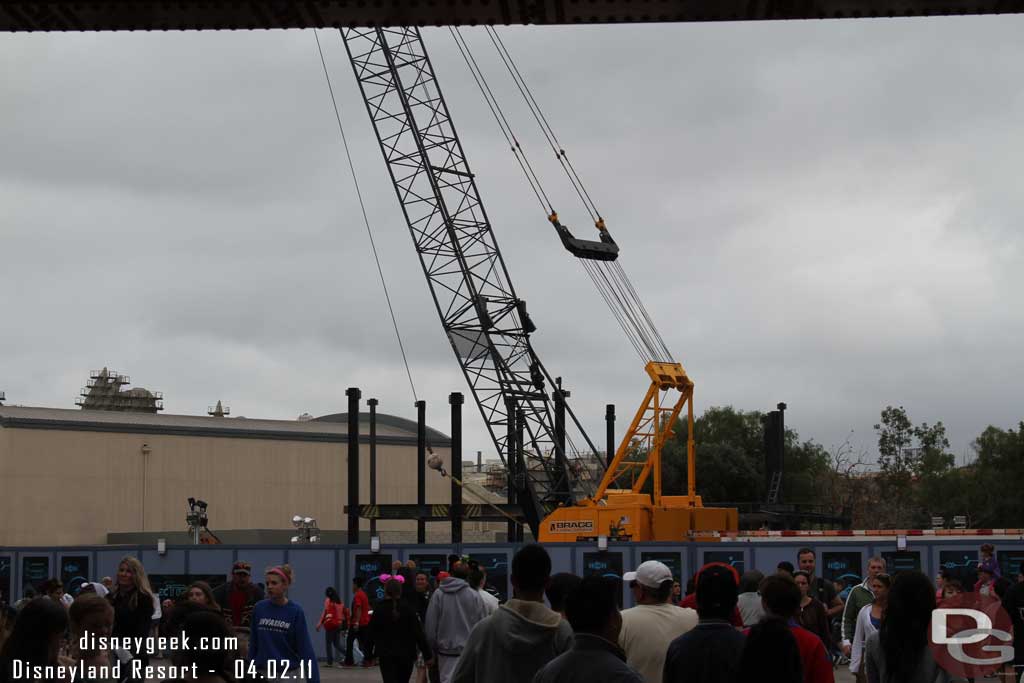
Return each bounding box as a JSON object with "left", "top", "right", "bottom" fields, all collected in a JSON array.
[{"left": 76, "top": 368, "right": 163, "bottom": 413}]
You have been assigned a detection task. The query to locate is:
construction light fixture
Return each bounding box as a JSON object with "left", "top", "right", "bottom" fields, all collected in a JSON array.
[
  {"left": 597, "top": 535, "right": 608, "bottom": 551},
  {"left": 290, "top": 515, "right": 321, "bottom": 543},
  {"left": 185, "top": 498, "right": 209, "bottom": 545},
  {"left": 371, "top": 536, "right": 381, "bottom": 553},
  {"left": 157, "top": 538, "right": 166, "bottom": 556},
  {"left": 897, "top": 535, "right": 907, "bottom": 551},
  {"left": 931, "top": 516, "right": 945, "bottom": 529},
  {"left": 953, "top": 515, "right": 968, "bottom": 529}
]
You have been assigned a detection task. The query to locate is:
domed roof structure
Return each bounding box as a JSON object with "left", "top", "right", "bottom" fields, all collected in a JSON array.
[{"left": 313, "top": 412, "right": 449, "bottom": 442}]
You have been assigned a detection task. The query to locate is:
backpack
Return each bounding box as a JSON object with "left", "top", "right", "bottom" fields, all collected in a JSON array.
[{"left": 323, "top": 599, "right": 346, "bottom": 630}]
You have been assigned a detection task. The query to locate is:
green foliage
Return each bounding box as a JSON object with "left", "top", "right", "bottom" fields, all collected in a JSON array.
[
  {"left": 872, "top": 406, "right": 960, "bottom": 527},
  {"left": 874, "top": 405, "right": 915, "bottom": 485},
  {"left": 966, "top": 422, "right": 1024, "bottom": 527},
  {"left": 661, "top": 405, "right": 826, "bottom": 504},
  {"left": 651, "top": 402, "right": 1023, "bottom": 530},
  {"left": 783, "top": 437, "right": 830, "bottom": 503}
]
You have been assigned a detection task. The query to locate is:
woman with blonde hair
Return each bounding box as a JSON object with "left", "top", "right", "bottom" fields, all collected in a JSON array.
[
  {"left": 248, "top": 565, "right": 319, "bottom": 683},
  {"left": 107, "top": 556, "right": 155, "bottom": 668}
]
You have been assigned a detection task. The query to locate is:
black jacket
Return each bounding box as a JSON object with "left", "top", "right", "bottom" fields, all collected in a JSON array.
[
  {"left": 369, "top": 598, "right": 432, "bottom": 661},
  {"left": 109, "top": 590, "right": 155, "bottom": 649},
  {"left": 533, "top": 633, "right": 643, "bottom": 683},
  {"left": 662, "top": 620, "right": 746, "bottom": 683}
]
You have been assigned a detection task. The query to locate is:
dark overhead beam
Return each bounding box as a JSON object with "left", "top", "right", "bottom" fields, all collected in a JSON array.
[
  {"left": 1, "top": 1, "right": 1022, "bottom": 32},
  {"left": 347, "top": 503, "right": 526, "bottom": 522}
]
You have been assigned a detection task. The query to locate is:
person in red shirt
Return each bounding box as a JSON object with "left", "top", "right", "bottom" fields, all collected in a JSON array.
[
  {"left": 316, "top": 587, "right": 350, "bottom": 667},
  {"left": 212, "top": 561, "right": 265, "bottom": 630},
  {"left": 745, "top": 574, "right": 835, "bottom": 683},
  {"left": 344, "top": 577, "right": 373, "bottom": 667},
  {"left": 677, "top": 564, "right": 744, "bottom": 628}
]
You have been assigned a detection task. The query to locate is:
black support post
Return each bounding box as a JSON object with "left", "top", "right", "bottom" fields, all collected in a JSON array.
[
  {"left": 416, "top": 399, "right": 426, "bottom": 544},
  {"left": 606, "top": 404, "right": 616, "bottom": 469},
  {"left": 516, "top": 409, "right": 526, "bottom": 543},
  {"left": 449, "top": 392, "right": 464, "bottom": 545},
  {"left": 554, "top": 382, "right": 566, "bottom": 471},
  {"left": 346, "top": 387, "right": 361, "bottom": 545},
  {"left": 506, "top": 399, "right": 517, "bottom": 543},
  {"left": 368, "top": 398, "right": 378, "bottom": 537}
]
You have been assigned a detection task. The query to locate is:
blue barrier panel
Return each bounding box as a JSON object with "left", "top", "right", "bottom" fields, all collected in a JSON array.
[
  {"left": 186, "top": 548, "right": 235, "bottom": 576},
  {"left": 286, "top": 549, "right": 337, "bottom": 659}
]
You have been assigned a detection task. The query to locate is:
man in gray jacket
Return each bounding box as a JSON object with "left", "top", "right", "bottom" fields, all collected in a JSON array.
[
  {"left": 453, "top": 544, "right": 573, "bottom": 683},
  {"left": 425, "top": 561, "right": 487, "bottom": 683}
]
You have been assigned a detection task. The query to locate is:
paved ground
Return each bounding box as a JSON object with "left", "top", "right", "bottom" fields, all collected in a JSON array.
[
  {"left": 149, "top": 658, "right": 858, "bottom": 682},
  {"left": 261, "top": 661, "right": 856, "bottom": 682}
]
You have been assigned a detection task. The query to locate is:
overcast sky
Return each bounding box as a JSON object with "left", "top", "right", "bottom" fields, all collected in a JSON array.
[{"left": 2, "top": 16, "right": 1022, "bottom": 474}]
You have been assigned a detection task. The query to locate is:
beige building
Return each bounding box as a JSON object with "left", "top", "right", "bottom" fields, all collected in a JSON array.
[{"left": 0, "top": 405, "right": 464, "bottom": 546}]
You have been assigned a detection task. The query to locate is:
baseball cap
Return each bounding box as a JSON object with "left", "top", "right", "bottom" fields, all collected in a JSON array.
[
  {"left": 623, "top": 560, "right": 673, "bottom": 589},
  {"left": 696, "top": 562, "right": 740, "bottom": 586},
  {"left": 232, "top": 561, "right": 252, "bottom": 575}
]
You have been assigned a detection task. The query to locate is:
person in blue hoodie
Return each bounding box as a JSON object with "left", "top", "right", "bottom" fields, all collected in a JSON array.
[{"left": 248, "top": 565, "right": 320, "bottom": 683}]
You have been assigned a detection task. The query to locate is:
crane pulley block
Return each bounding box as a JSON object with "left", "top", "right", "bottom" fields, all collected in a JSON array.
[{"left": 548, "top": 212, "right": 619, "bottom": 261}]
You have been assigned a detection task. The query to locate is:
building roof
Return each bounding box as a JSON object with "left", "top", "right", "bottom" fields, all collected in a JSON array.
[
  {"left": 313, "top": 412, "right": 449, "bottom": 444},
  {"left": 0, "top": 405, "right": 450, "bottom": 447}
]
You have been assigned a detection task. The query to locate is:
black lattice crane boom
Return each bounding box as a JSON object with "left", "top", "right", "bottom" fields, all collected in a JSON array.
[{"left": 341, "top": 27, "right": 607, "bottom": 535}]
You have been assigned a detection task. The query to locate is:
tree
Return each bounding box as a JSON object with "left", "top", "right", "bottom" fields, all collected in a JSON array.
[
  {"left": 912, "top": 420, "right": 956, "bottom": 523},
  {"left": 816, "top": 433, "right": 873, "bottom": 525},
  {"left": 781, "top": 434, "right": 830, "bottom": 504},
  {"left": 661, "top": 405, "right": 828, "bottom": 506},
  {"left": 967, "top": 422, "right": 1024, "bottom": 527},
  {"left": 874, "top": 406, "right": 920, "bottom": 527},
  {"left": 662, "top": 406, "right": 763, "bottom": 503}
]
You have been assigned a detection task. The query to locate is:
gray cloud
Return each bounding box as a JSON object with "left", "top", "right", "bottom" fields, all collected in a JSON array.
[{"left": 2, "top": 18, "right": 1022, "bottom": 478}]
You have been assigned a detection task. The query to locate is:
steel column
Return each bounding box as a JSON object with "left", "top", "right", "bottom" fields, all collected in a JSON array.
[
  {"left": 516, "top": 409, "right": 526, "bottom": 542},
  {"left": 416, "top": 400, "right": 427, "bottom": 543},
  {"left": 450, "top": 392, "right": 464, "bottom": 544},
  {"left": 507, "top": 398, "right": 517, "bottom": 543},
  {"left": 606, "top": 404, "right": 616, "bottom": 469},
  {"left": 368, "top": 397, "right": 378, "bottom": 537},
  {"left": 346, "top": 387, "right": 361, "bottom": 544}
]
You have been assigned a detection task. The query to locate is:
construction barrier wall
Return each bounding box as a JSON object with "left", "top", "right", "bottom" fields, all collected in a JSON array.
[{"left": 2, "top": 535, "right": 1022, "bottom": 660}]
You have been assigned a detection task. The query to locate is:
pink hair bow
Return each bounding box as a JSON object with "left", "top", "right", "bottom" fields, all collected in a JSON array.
[{"left": 379, "top": 573, "right": 405, "bottom": 584}]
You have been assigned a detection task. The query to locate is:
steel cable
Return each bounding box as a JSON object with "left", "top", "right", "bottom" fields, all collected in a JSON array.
[{"left": 315, "top": 30, "right": 421, "bottom": 402}]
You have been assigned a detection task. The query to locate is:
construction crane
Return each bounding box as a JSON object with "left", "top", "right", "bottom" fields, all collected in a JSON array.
[
  {"left": 341, "top": 27, "right": 607, "bottom": 535},
  {"left": 2, "top": 0, "right": 994, "bottom": 541},
  {"left": 341, "top": 27, "right": 736, "bottom": 541}
]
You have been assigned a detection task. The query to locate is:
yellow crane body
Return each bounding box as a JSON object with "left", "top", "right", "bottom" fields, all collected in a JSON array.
[{"left": 539, "top": 361, "right": 738, "bottom": 542}]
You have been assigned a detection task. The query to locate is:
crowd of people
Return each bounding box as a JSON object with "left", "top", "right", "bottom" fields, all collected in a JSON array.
[{"left": 0, "top": 542, "right": 1022, "bottom": 683}]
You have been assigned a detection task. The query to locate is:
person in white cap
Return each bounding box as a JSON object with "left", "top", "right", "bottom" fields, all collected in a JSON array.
[{"left": 618, "top": 561, "right": 698, "bottom": 683}]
